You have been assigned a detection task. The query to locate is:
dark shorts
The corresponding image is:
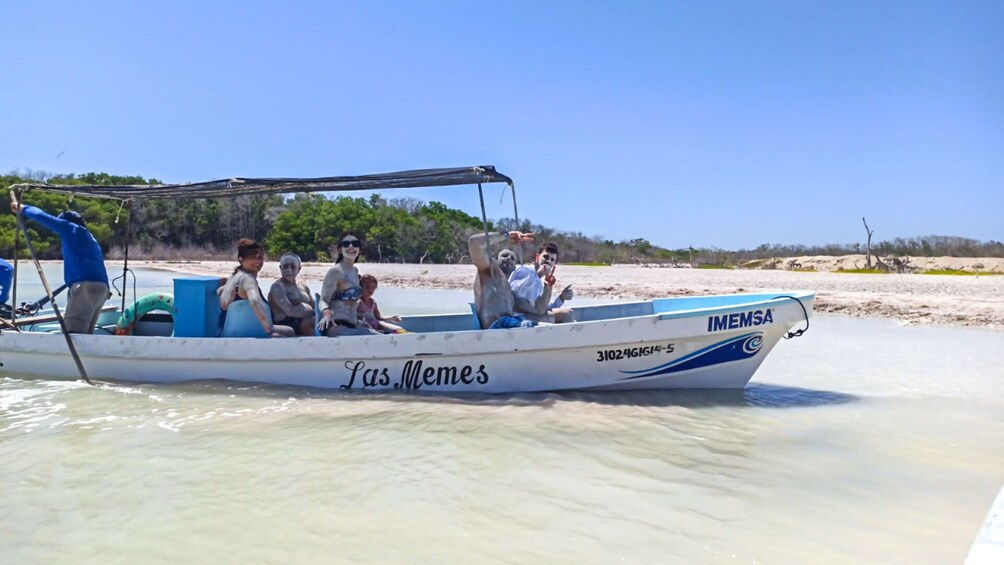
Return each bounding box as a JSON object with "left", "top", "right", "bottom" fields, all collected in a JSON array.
[
  {"left": 324, "top": 319, "right": 381, "bottom": 337},
  {"left": 274, "top": 318, "right": 301, "bottom": 330}
]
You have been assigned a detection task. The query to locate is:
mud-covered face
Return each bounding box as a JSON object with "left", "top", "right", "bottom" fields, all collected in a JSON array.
[
  {"left": 240, "top": 250, "right": 265, "bottom": 274},
  {"left": 497, "top": 249, "right": 517, "bottom": 276},
  {"left": 279, "top": 256, "right": 301, "bottom": 282},
  {"left": 339, "top": 236, "right": 361, "bottom": 260}
]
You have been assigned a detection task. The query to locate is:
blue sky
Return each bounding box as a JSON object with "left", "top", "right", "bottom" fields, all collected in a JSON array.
[{"left": 1, "top": 1, "right": 1000, "bottom": 250}]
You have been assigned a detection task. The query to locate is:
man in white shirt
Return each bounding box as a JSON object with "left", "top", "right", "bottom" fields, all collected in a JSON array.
[{"left": 508, "top": 242, "right": 575, "bottom": 324}]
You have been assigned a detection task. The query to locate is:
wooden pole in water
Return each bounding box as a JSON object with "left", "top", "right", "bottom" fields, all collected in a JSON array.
[{"left": 9, "top": 190, "right": 92, "bottom": 385}]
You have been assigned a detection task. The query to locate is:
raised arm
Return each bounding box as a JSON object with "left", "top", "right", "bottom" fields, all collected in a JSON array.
[
  {"left": 18, "top": 205, "right": 77, "bottom": 239},
  {"left": 467, "top": 231, "right": 508, "bottom": 271},
  {"left": 468, "top": 231, "right": 535, "bottom": 271}
]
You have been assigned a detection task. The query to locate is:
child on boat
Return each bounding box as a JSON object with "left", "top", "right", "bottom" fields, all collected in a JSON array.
[{"left": 357, "top": 274, "right": 405, "bottom": 334}]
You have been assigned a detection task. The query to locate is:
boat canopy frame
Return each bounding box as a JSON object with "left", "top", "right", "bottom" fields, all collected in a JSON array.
[
  {"left": 9, "top": 165, "right": 514, "bottom": 202},
  {"left": 6, "top": 165, "right": 521, "bottom": 361}
]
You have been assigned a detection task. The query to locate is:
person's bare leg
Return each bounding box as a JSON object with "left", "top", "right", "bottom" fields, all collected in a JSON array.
[{"left": 552, "top": 307, "right": 575, "bottom": 323}]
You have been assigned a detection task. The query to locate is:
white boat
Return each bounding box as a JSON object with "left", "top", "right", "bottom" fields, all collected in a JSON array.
[{"left": 2, "top": 167, "right": 814, "bottom": 392}]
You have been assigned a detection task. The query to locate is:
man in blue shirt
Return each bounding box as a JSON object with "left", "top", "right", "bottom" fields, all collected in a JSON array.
[
  {"left": 0, "top": 257, "right": 12, "bottom": 306},
  {"left": 10, "top": 201, "right": 110, "bottom": 333}
]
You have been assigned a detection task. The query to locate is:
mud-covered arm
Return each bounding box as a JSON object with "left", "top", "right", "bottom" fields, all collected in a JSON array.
[
  {"left": 301, "top": 283, "right": 315, "bottom": 309},
  {"left": 513, "top": 281, "right": 553, "bottom": 316},
  {"left": 269, "top": 281, "right": 314, "bottom": 319},
  {"left": 240, "top": 276, "right": 273, "bottom": 334},
  {"left": 219, "top": 273, "right": 241, "bottom": 310},
  {"left": 467, "top": 231, "right": 509, "bottom": 271},
  {"left": 318, "top": 267, "right": 341, "bottom": 313},
  {"left": 468, "top": 230, "right": 535, "bottom": 271}
]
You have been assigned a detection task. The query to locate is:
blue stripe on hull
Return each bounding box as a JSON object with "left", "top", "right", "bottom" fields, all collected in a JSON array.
[{"left": 620, "top": 332, "right": 764, "bottom": 380}]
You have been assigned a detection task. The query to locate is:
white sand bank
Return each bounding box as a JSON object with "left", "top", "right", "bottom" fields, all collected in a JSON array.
[{"left": 126, "top": 256, "right": 1004, "bottom": 330}]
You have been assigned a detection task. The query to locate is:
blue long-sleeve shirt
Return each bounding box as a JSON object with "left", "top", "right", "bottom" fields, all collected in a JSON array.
[
  {"left": 0, "top": 257, "right": 12, "bottom": 304},
  {"left": 22, "top": 205, "right": 109, "bottom": 286}
]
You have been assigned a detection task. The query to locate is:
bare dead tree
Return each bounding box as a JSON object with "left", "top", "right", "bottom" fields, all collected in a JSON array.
[{"left": 862, "top": 217, "right": 875, "bottom": 268}]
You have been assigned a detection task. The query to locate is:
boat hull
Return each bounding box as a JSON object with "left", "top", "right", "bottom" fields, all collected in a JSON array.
[{"left": 0, "top": 292, "right": 814, "bottom": 392}]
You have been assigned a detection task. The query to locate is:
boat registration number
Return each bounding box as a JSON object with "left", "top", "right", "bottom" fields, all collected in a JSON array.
[{"left": 596, "top": 343, "right": 675, "bottom": 363}]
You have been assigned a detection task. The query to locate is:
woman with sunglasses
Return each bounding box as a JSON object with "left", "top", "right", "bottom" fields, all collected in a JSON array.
[{"left": 317, "top": 233, "right": 380, "bottom": 337}]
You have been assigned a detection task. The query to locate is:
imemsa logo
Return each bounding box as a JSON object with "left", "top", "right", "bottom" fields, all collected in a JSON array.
[{"left": 707, "top": 308, "right": 773, "bottom": 332}]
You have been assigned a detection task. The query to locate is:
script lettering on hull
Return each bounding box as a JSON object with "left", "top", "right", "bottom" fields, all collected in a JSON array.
[{"left": 341, "top": 360, "right": 489, "bottom": 390}]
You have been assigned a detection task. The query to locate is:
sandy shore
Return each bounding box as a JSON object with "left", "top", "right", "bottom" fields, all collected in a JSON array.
[{"left": 125, "top": 256, "right": 1004, "bottom": 331}]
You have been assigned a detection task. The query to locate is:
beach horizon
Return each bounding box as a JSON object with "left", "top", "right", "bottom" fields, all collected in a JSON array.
[{"left": 100, "top": 255, "right": 1003, "bottom": 331}]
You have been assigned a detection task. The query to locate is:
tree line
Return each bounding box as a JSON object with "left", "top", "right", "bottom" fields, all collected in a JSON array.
[{"left": 2, "top": 171, "right": 1001, "bottom": 264}]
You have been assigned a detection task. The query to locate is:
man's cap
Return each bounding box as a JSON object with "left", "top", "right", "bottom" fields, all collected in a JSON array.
[{"left": 58, "top": 211, "right": 85, "bottom": 226}]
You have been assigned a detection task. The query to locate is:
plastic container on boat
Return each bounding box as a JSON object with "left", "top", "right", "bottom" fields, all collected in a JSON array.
[{"left": 173, "top": 276, "right": 223, "bottom": 337}]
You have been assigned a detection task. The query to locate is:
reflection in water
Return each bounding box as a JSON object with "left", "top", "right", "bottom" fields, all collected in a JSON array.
[{"left": 84, "top": 379, "right": 859, "bottom": 410}]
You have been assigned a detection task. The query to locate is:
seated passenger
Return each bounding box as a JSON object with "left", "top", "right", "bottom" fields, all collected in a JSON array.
[
  {"left": 219, "top": 239, "right": 293, "bottom": 338},
  {"left": 357, "top": 274, "right": 404, "bottom": 334},
  {"left": 317, "top": 233, "right": 380, "bottom": 337},
  {"left": 509, "top": 242, "right": 575, "bottom": 324},
  {"left": 468, "top": 230, "right": 536, "bottom": 329},
  {"left": 268, "top": 253, "right": 316, "bottom": 336}
]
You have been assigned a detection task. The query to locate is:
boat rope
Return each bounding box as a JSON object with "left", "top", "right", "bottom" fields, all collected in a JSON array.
[
  {"left": 9, "top": 190, "right": 92, "bottom": 385},
  {"left": 111, "top": 267, "right": 138, "bottom": 322},
  {"left": 772, "top": 294, "right": 810, "bottom": 339},
  {"left": 495, "top": 181, "right": 524, "bottom": 263},
  {"left": 113, "top": 199, "right": 128, "bottom": 224}
]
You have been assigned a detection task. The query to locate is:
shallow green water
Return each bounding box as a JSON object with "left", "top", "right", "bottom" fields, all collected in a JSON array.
[{"left": 2, "top": 268, "right": 1002, "bottom": 563}]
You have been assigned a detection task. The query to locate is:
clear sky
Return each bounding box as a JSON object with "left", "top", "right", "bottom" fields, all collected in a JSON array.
[{"left": 2, "top": 1, "right": 1001, "bottom": 250}]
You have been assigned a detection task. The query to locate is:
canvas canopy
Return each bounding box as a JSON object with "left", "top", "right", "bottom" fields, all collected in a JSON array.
[{"left": 9, "top": 166, "right": 513, "bottom": 201}]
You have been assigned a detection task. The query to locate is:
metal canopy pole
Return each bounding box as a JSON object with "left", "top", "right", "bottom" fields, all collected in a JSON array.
[
  {"left": 477, "top": 183, "right": 492, "bottom": 260},
  {"left": 120, "top": 200, "right": 131, "bottom": 314},
  {"left": 508, "top": 182, "right": 522, "bottom": 262},
  {"left": 10, "top": 191, "right": 92, "bottom": 384},
  {"left": 10, "top": 190, "right": 18, "bottom": 327}
]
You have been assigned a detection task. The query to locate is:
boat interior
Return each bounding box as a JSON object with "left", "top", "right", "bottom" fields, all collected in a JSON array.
[{"left": 9, "top": 278, "right": 805, "bottom": 337}]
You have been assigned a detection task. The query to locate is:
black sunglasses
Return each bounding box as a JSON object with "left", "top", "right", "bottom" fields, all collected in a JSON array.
[{"left": 340, "top": 240, "right": 361, "bottom": 248}]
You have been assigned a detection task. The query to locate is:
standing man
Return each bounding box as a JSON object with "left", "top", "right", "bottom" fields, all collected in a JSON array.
[
  {"left": 509, "top": 242, "right": 575, "bottom": 324},
  {"left": 10, "top": 199, "right": 109, "bottom": 333},
  {"left": 468, "top": 230, "right": 534, "bottom": 329},
  {"left": 0, "top": 257, "right": 12, "bottom": 306}
]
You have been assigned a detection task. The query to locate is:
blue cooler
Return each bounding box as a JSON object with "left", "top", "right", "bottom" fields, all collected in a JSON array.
[{"left": 173, "top": 276, "right": 223, "bottom": 337}]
